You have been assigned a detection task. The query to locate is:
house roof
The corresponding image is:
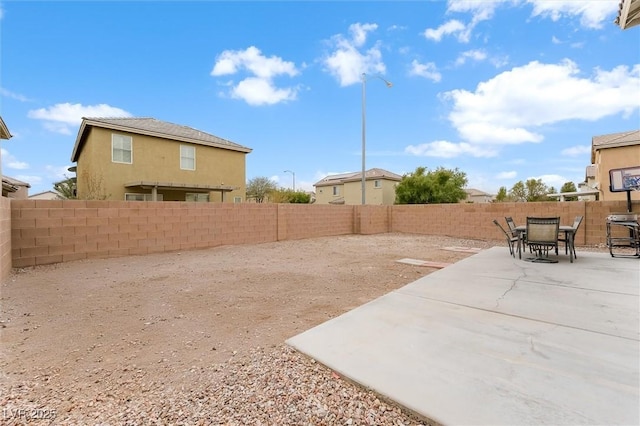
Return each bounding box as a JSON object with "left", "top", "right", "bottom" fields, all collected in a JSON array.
[
  {"left": 591, "top": 129, "right": 640, "bottom": 162},
  {"left": 0, "top": 116, "right": 12, "bottom": 140},
  {"left": 29, "top": 190, "right": 62, "bottom": 200},
  {"left": 2, "top": 175, "right": 31, "bottom": 188},
  {"left": 71, "top": 117, "right": 252, "bottom": 162},
  {"left": 314, "top": 168, "right": 402, "bottom": 187},
  {"left": 615, "top": 0, "right": 640, "bottom": 30},
  {"left": 465, "top": 188, "right": 493, "bottom": 197}
]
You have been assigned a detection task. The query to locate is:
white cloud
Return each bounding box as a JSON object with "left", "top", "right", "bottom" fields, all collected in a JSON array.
[
  {"left": 15, "top": 175, "right": 42, "bottom": 185},
  {"left": 45, "top": 165, "right": 73, "bottom": 181},
  {"left": 211, "top": 46, "right": 298, "bottom": 79},
  {"left": 28, "top": 103, "right": 131, "bottom": 134},
  {"left": 423, "top": 20, "right": 467, "bottom": 42},
  {"left": 211, "top": 46, "right": 300, "bottom": 106},
  {"left": 1, "top": 148, "right": 29, "bottom": 170},
  {"left": 442, "top": 60, "right": 640, "bottom": 145},
  {"left": 561, "top": 145, "right": 591, "bottom": 156},
  {"left": 533, "top": 174, "right": 568, "bottom": 189},
  {"left": 526, "top": 0, "right": 618, "bottom": 29},
  {"left": 409, "top": 60, "right": 441, "bottom": 82},
  {"left": 455, "top": 49, "right": 488, "bottom": 66},
  {"left": 0, "top": 87, "right": 31, "bottom": 102},
  {"left": 496, "top": 171, "right": 517, "bottom": 179},
  {"left": 323, "top": 23, "right": 387, "bottom": 87},
  {"left": 231, "top": 77, "right": 298, "bottom": 106},
  {"left": 349, "top": 23, "right": 378, "bottom": 48},
  {"left": 405, "top": 140, "right": 498, "bottom": 158}
]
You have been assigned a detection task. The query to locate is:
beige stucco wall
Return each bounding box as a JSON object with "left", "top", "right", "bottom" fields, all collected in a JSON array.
[
  {"left": 315, "top": 179, "right": 398, "bottom": 205},
  {"left": 76, "top": 127, "right": 247, "bottom": 202},
  {"left": 595, "top": 145, "right": 640, "bottom": 201},
  {"left": 315, "top": 184, "right": 344, "bottom": 204}
]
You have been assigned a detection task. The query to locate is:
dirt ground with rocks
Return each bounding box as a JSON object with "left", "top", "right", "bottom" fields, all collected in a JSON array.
[{"left": 0, "top": 233, "right": 518, "bottom": 424}]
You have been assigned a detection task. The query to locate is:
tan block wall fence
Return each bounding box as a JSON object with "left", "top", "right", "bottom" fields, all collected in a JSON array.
[
  {"left": 4, "top": 199, "right": 639, "bottom": 273},
  {"left": 1, "top": 196, "right": 11, "bottom": 282}
]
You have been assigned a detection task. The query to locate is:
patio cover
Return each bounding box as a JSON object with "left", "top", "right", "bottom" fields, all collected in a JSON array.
[
  {"left": 125, "top": 181, "right": 236, "bottom": 201},
  {"left": 616, "top": 0, "right": 640, "bottom": 29}
]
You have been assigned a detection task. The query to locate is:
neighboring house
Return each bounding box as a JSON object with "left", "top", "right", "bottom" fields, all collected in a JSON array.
[
  {"left": 314, "top": 168, "right": 402, "bottom": 205},
  {"left": 463, "top": 188, "right": 494, "bottom": 203},
  {"left": 1, "top": 116, "right": 13, "bottom": 183},
  {"left": 29, "top": 190, "right": 63, "bottom": 200},
  {"left": 2, "top": 175, "right": 30, "bottom": 199},
  {"left": 70, "top": 117, "right": 252, "bottom": 202},
  {"left": 585, "top": 130, "right": 640, "bottom": 202}
]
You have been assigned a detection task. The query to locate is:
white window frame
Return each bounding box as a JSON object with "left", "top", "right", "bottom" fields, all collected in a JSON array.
[
  {"left": 234, "top": 196, "right": 242, "bottom": 203},
  {"left": 332, "top": 186, "right": 339, "bottom": 196},
  {"left": 180, "top": 145, "right": 196, "bottom": 170},
  {"left": 112, "top": 134, "right": 133, "bottom": 164},
  {"left": 374, "top": 179, "right": 382, "bottom": 188}
]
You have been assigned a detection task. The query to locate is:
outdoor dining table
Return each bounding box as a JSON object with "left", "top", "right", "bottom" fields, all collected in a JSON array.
[{"left": 514, "top": 224, "right": 577, "bottom": 262}]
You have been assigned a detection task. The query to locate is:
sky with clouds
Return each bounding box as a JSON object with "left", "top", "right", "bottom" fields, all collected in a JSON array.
[{"left": 0, "top": 0, "right": 638, "bottom": 196}]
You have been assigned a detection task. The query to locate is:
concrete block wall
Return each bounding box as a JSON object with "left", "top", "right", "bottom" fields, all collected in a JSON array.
[
  {"left": 8, "top": 199, "right": 639, "bottom": 270},
  {"left": 358, "top": 205, "right": 391, "bottom": 235},
  {"left": 0, "top": 196, "right": 11, "bottom": 282}
]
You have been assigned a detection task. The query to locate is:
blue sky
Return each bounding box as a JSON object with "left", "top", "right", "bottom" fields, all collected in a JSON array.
[{"left": 1, "top": 0, "right": 638, "bottom": 196}]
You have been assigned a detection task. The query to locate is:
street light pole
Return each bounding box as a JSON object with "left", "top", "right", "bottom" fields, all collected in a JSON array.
[
  {"left": 361, "top": 72, "right": 392, "bottom": 205},
  {"left": 284, "top": 170, "right": 295, "bottom": 192}
]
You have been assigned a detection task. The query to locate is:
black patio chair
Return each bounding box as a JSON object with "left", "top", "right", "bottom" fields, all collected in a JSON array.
[
  {"left": 558, "top": 215, "right": 583, "bottom": 258},
  {"left": 526, "top": 216, "right": 560, "bottom": 261},
  {"left": 493, "top": 219, "right": 519, "bottom": 257}
]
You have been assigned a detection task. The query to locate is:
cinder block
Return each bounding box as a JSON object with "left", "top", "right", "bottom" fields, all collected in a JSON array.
[
  {"left": 63, "top": 252, "right": 88, "bottom": 262},
  {"left": 48, "top": 244, "right": 75, "bottom": 255},
  {"left": 35, "top": 254, "right": 63, "bottom": 265},
  {"left": 48, "top": 208, "right": 75, "bottom": 218},
  {"left": 21, "top": 246, "right": 49, "bottom": 258},
  {"left": 62, "top": 217, "right": 87, "bottom": 227},
  {"left": 13, "top": 257, "right": 36, "bottom": 268}
]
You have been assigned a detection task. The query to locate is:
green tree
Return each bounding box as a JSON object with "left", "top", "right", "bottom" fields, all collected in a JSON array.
[
  {"left": 508, "top": 179, "right": 550, "bottom": 202},
  {"left": 246, "top": 177, "right": 277, "bottom": 203},
  {"left": 560, "top": 181, "right": 578, "bottom": 201},
  {"left": 494, "top": 186, "right": 508, "bottom": 202},
  {"left": 395, "top": 166, "right": 468, "bottom": 204},
  {"left": 53, "top": 176, "right": 76, "bottom": 199},
  {"left": 269, "top": 188, "right": 311, "bottom": 203}
]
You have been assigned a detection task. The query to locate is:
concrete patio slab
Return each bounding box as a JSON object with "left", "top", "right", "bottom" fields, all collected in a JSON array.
[{"left": 287, "top": 247, "right": 640, "bottom": 425}]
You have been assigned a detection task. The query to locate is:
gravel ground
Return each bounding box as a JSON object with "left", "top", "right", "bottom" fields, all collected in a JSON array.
[
  {"left": 2, "top": 345, "right": 431, "bottom": 425},
  {"left": 1, "top": 233, "right": 609, "bottom": 425}
]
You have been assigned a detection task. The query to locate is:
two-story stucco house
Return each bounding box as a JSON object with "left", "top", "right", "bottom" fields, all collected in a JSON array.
[
  {"left": 71, "top": 117, "right": 252, "bottom": 202},
  {"left": 585, "top": 130, "right": 639, "bottom": 202},
  {"left": 314, "top": 168, "right": 402, "bottom": 205}
]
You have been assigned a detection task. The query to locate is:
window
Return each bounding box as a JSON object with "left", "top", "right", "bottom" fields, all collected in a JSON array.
[
  {"left": 180, "top": 145, "right": 195, "bottom": 170},
  {"left": 186, "top": 193, "right": 209, "bottom": 202},
  {"left": 125, "top": 193, "right": 163, "bottom": 201},
  {"left": 234, "top": 197, "right": 242, "bottom": 203},
  {"left": 374, "top": 180, "right": 381, "bottom": 188},
  {"left": 332, "top": 186, "right": 339, "bottom": 196},
  {"left": 112, "top": 134, "right": 132, "bottom": 164}
]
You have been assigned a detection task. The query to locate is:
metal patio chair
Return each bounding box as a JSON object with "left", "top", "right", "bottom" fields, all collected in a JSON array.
[
  {"left": 526, "top": 216, "right": 560, "bottom": 262},
  {"left": 493, "top": 219, "right": 519, "bottom": 257},
  {"left": 558, "top": 215, "right": 583, "bottom": 258}
]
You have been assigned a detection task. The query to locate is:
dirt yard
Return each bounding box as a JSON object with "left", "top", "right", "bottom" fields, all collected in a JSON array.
[{"left": 1, "top": 233, "right": 497, "bottom": 424}]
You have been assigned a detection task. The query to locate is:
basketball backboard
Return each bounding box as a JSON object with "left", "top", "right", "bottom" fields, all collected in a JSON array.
[{"left": 609, "top": 166, "right": 640, "bottom": 192}]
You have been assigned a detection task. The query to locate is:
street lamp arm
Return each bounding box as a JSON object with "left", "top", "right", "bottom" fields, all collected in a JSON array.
[{"left": 283, "top": 170, "right": 296, "bottom": 192}]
